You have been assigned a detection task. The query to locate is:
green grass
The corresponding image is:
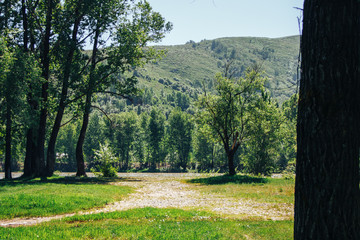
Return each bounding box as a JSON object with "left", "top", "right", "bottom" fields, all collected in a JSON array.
[
  {"left": 0, "top": 208, "right": 293, "bottom": 240},
  {"left": 187, "top": 174, "right": 295, "bottom": 204},
  {"left": 0, "top": 176, "right": 132, "bottom": 219}
]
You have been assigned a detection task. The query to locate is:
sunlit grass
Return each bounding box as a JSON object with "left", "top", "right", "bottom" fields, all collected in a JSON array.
[
  {"left": 0, "top": 176, "right": 132, "bottom": 219},
  {"left": 0, "top": 208, "right": 293, "bottom": 240},
  {"left": 186, "top": 174, "right": 295, "bottom": 204}
]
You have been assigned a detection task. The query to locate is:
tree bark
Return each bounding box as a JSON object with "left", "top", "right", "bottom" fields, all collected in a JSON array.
[{"left": 295, "top": 1, "right": 360, "bottom": 239}]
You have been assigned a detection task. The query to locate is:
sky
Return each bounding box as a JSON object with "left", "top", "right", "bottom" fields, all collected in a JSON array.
[{"left": 147, "top": 0, "right": 304, "bottom": 46}]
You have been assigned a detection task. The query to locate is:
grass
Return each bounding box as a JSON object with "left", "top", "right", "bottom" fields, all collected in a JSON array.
[
  {"left": 0, "top": 208, "right": 293, "bottom": 240},
  {"left": 186, "top": 174, "right": 295, "bottom": 204},
  {"left": 0, "top": 176, "right": 132, "bottom": 219},
  {"left": 0, "top": 174, "right": 294, "bottom": 239}
]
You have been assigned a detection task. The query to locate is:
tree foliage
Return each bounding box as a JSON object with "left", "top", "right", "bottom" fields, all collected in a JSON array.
[{"left": 197, "top": 67, "right": 266, "bottom": 175}]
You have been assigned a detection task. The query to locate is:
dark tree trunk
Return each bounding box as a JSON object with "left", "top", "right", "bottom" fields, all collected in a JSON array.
[
  {"left": 4, "top": 105, "right": 12, "bottom": 180},
  {"left": 23, "top": 128, "right": 36, "bottom": 177},
  {"left": 75, "top": 24, "right": 99, "bottom": 177},
  {"left": 224, "top": 139, "right": 239, "bottom": 176},
  {"left": 46, "top": 13, "right": 82, "bottom": 177},
  {"left": 295, "top": 1, "right": 360, "bottom": 239},
  {"left": 75, "top": 93, "right": 91, "bottom": 177},
  {"left": 35, "top": 0, "right": 53, "bottom": 177},
  {"left": 226, "top": 151, "right": 235, "bottom": 176},
  {"left": 23, "top": 0, "right": 38, "bottom": 177}
]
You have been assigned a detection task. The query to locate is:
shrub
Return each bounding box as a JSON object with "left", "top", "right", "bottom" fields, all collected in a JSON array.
[{"left": 91, "top": 143, "right": 118, "bottom": 177}]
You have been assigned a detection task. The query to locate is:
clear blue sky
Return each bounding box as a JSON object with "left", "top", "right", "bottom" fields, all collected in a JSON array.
[{"left": 147, "top": 0, "right": 304, "bottom": 46}]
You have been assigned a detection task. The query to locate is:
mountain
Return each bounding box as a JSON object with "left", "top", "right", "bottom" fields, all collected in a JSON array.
[
  {"left": 139, "top": 36, "right": 299, "bottom": 99},
  {"left": 98, "top": 36, "right": 300, "bottom": 114}
]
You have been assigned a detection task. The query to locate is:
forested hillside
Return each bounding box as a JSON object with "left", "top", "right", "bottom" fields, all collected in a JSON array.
[
  {"left": 101, "top": 36, "right": 300, "bottom": 115},
  {"left": 139, "top": 36, "right": 300, "bottom": 101}
]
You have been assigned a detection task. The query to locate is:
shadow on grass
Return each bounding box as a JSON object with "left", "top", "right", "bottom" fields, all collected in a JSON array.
[
  {"left": 187, "top": 174, "right": 269, "bottom": 185},
  {"left": 0, "top": 175, "right": 138, "bottom": 187}
]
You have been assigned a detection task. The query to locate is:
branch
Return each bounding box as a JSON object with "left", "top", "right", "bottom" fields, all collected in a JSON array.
[
  {"left": 91, "top": 105, "right": 114, "bottom": 127},
  {"left": 60, "top": 114, "right": 77, "bottom": 128}
]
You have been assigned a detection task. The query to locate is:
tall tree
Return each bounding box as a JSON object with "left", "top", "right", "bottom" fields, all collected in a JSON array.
[
  {"left": 148, "top": 108, "right": 165, "bottom": 170},
  {"left": 197, "top": 68, "right": 265, "bottom": 175},
  {"left": 46, "top": 0, "right": 88, "bottom": 176},
  {"left": 295, "top": 1, "right": 360, "bottom": 239},
  {"left": 75, "top": 0, "right": 171, "bottom": 176},
  {"left": 243, "top": 91, "right": 283, "bottom": 175},
  {"left": 113, "top": 112, "right": 137, "bottom": 170},
  {"left": 167, "top": 108, "right": 193, "bottom": 170},
  {"left": 34, "top": 0, "right": 55, "bottom": 177},
  {"left": 0, "top": 38, "right": 14, "bottom": 179}
]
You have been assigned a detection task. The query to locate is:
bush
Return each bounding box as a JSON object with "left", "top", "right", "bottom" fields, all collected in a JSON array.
[{"left": 91, "top": 143, "right": 118, "bottom": 177}]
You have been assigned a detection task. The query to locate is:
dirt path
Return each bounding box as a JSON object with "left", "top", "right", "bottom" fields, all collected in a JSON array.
[{"left": 0, "top": 173, "right": 293, "bottom": 227}]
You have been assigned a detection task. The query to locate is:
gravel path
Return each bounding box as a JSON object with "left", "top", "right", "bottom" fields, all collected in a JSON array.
[{"left": 0, "top": 173, "right": 293, "bottom": 227}]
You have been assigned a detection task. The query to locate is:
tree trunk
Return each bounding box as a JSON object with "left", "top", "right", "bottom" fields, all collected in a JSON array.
[
  {"left": 23, "top": 128, "right": 36, "bottom": 177},
  {"left": 75, "top": 95, "right": 90, "bottom": 177},
  {"left": 34, "top": 0, "right": 53, "bottom": 177},
  {"left": 226, "top": 151, "right": 236, "bottom": 176},
  {"left": 46, "top": 14, "right": 82, "bottom": 177},
  {"left": 294, "top": 1, "right": 360, "bottom": 239},
  {"left": 4, "top": 104, "right": 12, "bottom": 180},
  {"left": 75, "top": 23, "right": 99, "bottom": 177}
]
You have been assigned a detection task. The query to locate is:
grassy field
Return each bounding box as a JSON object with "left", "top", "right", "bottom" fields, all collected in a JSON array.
[
  {"left": 0, "top": 176, "right": 132, "bottom": 219},
  {"left": 0, "top": 174, "right": 294, "bottom": 239},
  {"left": 0, "top": 208, "right": 293, "bottom": 240},
  {"left": 187, "top": 175, "right": 294, "bottom": 204}
]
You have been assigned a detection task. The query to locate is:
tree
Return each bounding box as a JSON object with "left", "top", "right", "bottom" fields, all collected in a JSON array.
[
  {"left": 75, "top": 0, "right": 172, "bottom": 176},
  {"left": 46, "top": 0, "right": 93, "bottom": 176},
  {"left": 83, "top": 114, "right": 104, "bottom": 167},
  {"left": 167, "top": 108, "right": 193, "bottom": 170},
  {"left": 278, "top": 94, "right": 297, "bottom": 171},
  {"left": 243, "top": 91, "right": 283, "bottom": 175},
  {"left": 148, "top": 108, "right": 165, "bottom": 170},
  {"left": 0, "top": 37, "right": 40, "bottom": 179},
  {"left": 193, "top": 124, "right": 216, "bottom": 171},
  {"left": 295, "top": 1, "right": 360, "bottom": 239},
  {"left": 0, "top": 37, "right": 14, "bottom": 180},
  {"left": 113, "top": 112, "right": 137, "bottom": 170},
  {"left": 197, "top": 68, "right": 265, "bottom": 175}
]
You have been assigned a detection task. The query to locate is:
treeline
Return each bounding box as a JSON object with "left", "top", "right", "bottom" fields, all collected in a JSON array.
[{"left": 52, "top": 90, "right": 297, "bottom": 175}]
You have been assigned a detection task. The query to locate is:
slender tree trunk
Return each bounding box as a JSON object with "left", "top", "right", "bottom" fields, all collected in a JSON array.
[
  {"left": 46, "top": 13, "right": 82, "bottom": 177},
  {"left": 4, "top": 104, "right": 12, "bottom": 180},
  {"left": 75, "top": 24, "right": 99, "bottom": 177},
  {"left": 75, "top": 94, "right": 90, "bottom": 177},
  {"left": 294, "top": 1, "right": 360, "bottom": 239}
]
